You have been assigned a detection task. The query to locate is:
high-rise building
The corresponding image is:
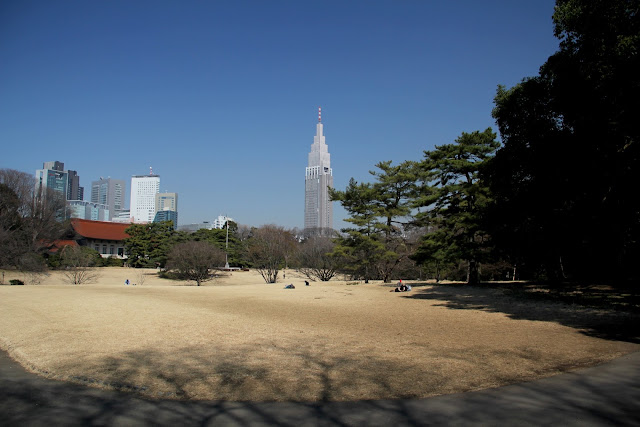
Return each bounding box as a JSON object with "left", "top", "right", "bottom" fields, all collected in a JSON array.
[
  {"left": 91, "top": 178, "right": 126, "bottom": 221},
  {"left": 155, "top": 192, "right": 177, "bottom": 212},
  {"left": 36, "top": 163, "right": 68, "bottom": 198},
  {"left": 304, "top": 107, "right": 333, "bottom": 235},
  {"left": 67, "top": 170, "right": 84, "bottom": 201},
  {"left": 36, "top": 161, "right": 84, "bottom": 202},
  {"left": 130, "top": 169, "right": 160, "bottom": 223},
  {"left": 153, "top": 192, "right": 178, "bottom": 227}
]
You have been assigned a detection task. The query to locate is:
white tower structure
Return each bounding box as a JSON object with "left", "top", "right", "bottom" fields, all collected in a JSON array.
[
  {"left": 130, "top": 167, "right": 160, "bottom": 223},
  {"left": 304, "top": 107, "right": 333, "bottom": 235}
]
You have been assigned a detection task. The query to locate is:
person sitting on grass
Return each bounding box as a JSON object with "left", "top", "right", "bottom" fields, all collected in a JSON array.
[{"left": 391, "top": 280, "right": 409, "bottom": 292}]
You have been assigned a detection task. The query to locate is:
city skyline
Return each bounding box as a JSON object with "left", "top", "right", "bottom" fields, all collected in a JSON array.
[{"left": 1, "top": 1, "right": 560, "bottom": 230}]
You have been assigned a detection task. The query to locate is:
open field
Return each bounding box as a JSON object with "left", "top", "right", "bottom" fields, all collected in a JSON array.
[{"left": 0, "top": 267, "right": 638, "bottom": 402}]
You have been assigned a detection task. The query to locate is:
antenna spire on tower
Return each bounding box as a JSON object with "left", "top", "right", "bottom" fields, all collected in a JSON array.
[
  {"left": 150, "top": 166, "right": 153, "bottom": 175},
  {"left": 318, "top": 106, "right": 322, "bottom": 123}
]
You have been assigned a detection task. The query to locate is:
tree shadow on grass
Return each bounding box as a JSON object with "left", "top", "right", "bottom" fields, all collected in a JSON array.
[
  {"left": 59, "top": 342, "right": 430, "bottom": 403},
  {"left": 3, "top": 347, "right": 640, "bottom": 426},
  {"left": 403, "top": 283, "right": 640, "bottom": 343}
]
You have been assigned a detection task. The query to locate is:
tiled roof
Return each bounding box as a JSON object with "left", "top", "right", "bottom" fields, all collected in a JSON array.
[
  {"left": 71, "top": 219, "right": 131, "bottom": 241},
  {"left": 48, "top": 240, "right": 79, "bottom": 253}
]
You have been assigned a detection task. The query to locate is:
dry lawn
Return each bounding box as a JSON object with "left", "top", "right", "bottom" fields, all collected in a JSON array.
[{"left": 0, "top": 267, "right": 638, "bottom": 402}]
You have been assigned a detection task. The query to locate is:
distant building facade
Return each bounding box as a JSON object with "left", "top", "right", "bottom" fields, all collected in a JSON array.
[
  {"left": 212, "top": 215, "right": 233, "bottom": 229},
  {"left": 36, "top": 161, "right": 68, "bottom": 198},
  {"left": 153, "top": 210, "right": 178, "bottom": 227},
  {"left": 68, "top": 200, "right": 110, "bottom": 222},
  {"left": 304, "top": 107, "right": 333, "bottom": 235},
  {"left": 177, "top": 222, "right": 214, "bottom": 232},
  {"left": 130, "top": 170, "right": 160, "bottom": 223},
  {"left": 66, "top": 170, "right": 83, "bottom": 201},
  {"left": 111, "top": 210, "right": 131, "bottom": 223},
  {"left": 91, "top": 178, "right": 126, "bottom": 221},
  {"left": 153, "top": 192, "right": 178, "bottom": 227},
  {"left": 70, "top": 218, "right": 130, "bottom": 258}
]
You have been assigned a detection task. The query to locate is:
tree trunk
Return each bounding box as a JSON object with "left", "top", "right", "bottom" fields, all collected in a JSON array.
[{"left": 467, "top": 260, "right": 479, "bottom": 285}]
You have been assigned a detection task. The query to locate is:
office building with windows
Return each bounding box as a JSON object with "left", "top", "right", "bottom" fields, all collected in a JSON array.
[
  {"left": 91, "top": 178, "right": 126, "bottom": 221},
  {"left": 153, "top": 192, "right": 178, "bottom": 227},
  {"left": 130, "top": 169, "right": 160, "bottom": 223},
  {"left": 304, "top": 107, "right": 333, "bottom": 235}
]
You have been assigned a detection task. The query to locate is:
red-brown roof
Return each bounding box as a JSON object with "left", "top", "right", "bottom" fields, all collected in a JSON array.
[
  {"left": 48, "top": 240, "right": 79, "bottom": 253},
  {"left": 71, "top": 219, "right": 131, "bottom": 241}
]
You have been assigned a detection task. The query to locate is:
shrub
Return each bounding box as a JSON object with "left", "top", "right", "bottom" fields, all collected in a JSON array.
[{"left": 10, "top": 279, "right": 24, "bottom": 286}]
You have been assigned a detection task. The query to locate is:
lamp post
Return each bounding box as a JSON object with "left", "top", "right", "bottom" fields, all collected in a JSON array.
[{"left": 224, "top": 216, "right": 230, "bottom": 269}]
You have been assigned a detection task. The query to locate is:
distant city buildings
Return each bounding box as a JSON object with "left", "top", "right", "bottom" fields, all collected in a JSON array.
[
  {"left": 35, "top": 160, "right": 85, "bottom": 218},
  {"left": 91, "top": 177, "right": 126, "bottom": 221},
  {"left": 130, "top": 169, "right": 160, "bottom": 224},
  {"left": 304, "top": 107, "right": 333, "bottom": 236},
  {"left": 68, "top": 200, "right": 110, "bottom": 222},
  {"left": 153, "top": 192, "right": 178, "bottom": 227},
  {"left": 66, "top": 170, "right": 83, "bottom": 201},
  {"left": 36, "top": 161, "right": 84, "bottom": 201},
  {"left": 177, "top": 222, "right": 214, "bottom": 232},
  {"left": 212, "top": 215, "right": 233, "bottom": 229},
  {"left": 177, "top": 216, "right": 233, "bottom": 232},
  {"left": 111, "top": 210, "right": 131, "bottom": 223}
]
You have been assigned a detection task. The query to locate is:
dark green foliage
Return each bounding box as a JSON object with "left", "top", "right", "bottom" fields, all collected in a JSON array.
[
  {"left": 191, "top": 221, "right": 242, "bottom": 266},
  {"left": 98, "top": 256, "right": 125, "bottom": 267},
  {"left": 330, "top": 161, "right": 417, "bottom": 282},
  {"left": 488, "top": 0, "right": 640, "bottom": 281},
  {"left": 9, "top": 279, "right": 24, "bottom": 286},
  {"left": 123, "top": 221, "right": 177, "bottom": 268},
  {"left": 413, "top": 129, "right": 500, "bottom": 284}
]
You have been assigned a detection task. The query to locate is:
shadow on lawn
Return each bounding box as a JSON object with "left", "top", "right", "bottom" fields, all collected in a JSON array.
[
  {"left": 3, "top": 347, "right": 640, "bottom": 426},
  {"left": 62, "top": 342, "right": 424, "bottom": 403},
  {"left": 404, "top": 283, "right": 640, "bottom": 343}
]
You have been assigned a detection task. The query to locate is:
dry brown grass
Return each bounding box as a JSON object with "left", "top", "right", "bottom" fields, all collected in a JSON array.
[{"left": 0, "top": 267, "right": 638, "bottom": 402}]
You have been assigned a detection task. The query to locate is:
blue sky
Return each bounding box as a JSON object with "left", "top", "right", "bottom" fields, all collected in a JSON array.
[{"left": 0, "top": 0, "right": 559, "bottom": 230}]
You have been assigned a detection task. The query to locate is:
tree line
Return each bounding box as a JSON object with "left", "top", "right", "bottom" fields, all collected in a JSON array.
[
  {"left": 332, "top": 0, "right": 639, "bottom": 284},
  {"left": 2, "top": 0, "right": 637, "bottom": 285}
]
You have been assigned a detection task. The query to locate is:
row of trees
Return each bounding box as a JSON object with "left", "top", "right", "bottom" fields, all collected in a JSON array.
[
  {"left": 332, "top": 0, "right": 639, "bottom": 284},
  {"left": 123, "top": 222, "right": 340, "bottom": 285},
  {"left": 3, "top": 1, "right": 636, "bottom": 285}
]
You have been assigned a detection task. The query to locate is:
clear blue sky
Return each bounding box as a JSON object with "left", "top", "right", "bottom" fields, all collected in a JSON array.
[{"left": 0, "top": 0, "right": 559, "bottom": 230}]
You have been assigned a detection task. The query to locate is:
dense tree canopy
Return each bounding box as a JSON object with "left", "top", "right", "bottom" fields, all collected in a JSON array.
[{"left": 488, "top": 0, "right": 640, "bottom": 280}]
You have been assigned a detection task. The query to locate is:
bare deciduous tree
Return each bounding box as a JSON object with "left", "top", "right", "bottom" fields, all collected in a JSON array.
[
  {"left": 0, "top": 169, "right": 67, "bottom": 270},
  {"left": 60, "top": 245, "right": 100, "bottom": 285},
  {"left": 246, "top": 225, "right": 296, "bottom": 283},
  {"left": 297, "top": 236, "right": 339, "bottom": 281},
  {"left": 166, "top": 241, "right": 225, "bottom": 286}
]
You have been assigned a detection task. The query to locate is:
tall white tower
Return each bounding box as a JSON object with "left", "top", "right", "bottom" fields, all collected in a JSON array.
[
  {"left": 130, "top": 168, "right": 160, "bottom": 223},
  {"left": 304, "top": 107, "right": 333, "bottom": 235}
]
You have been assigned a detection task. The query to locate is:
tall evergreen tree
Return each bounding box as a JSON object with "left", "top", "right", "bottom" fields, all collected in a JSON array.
[
  {"left": 413, "top": 129, "right": 500, "bottom": 284},
  {"left": 331, "top": 161, "right": 417, "bottom": 282}
]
